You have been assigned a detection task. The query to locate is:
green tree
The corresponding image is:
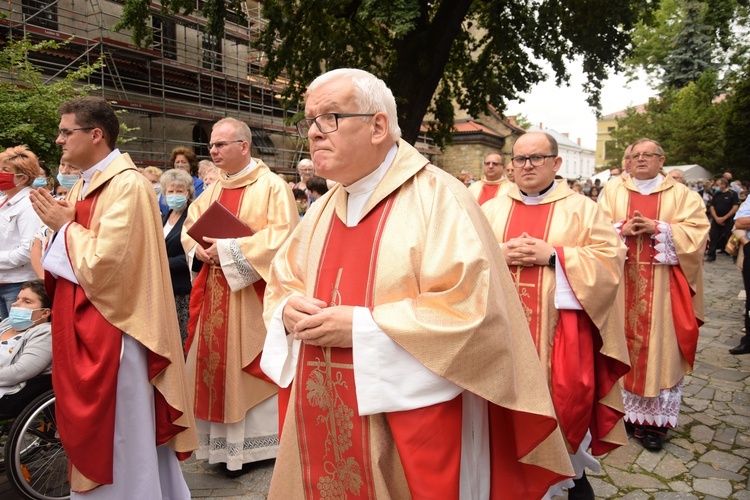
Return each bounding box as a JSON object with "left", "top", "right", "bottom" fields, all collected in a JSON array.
[
  {"left": 661, "top": 1, "right": 718, "bottom": 90},
  {"left": 0, "top": 37, "right": 100, "bottom": 165},
  {"left": 116, "top": 0, "right": 656, "bottom": 147},
  {"left": 723, "top": 64, "right": 750, "bottom": 179}
]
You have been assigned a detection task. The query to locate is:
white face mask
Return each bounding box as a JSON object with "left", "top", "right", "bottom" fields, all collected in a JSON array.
[{"left": 153, "top": 183, "right": 162, "bottom": 195}]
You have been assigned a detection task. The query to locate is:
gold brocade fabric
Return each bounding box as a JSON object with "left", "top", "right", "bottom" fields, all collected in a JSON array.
[
  {"left": 467, "top": 177, "right": 510, "bottom": 201},
  {"left": 182, "top": 162, "right": 299, "bottom": 423},
  {"left": 264, "top": 140, "right": 573, "bottom": 496},
  {"left": 482, "top": 181, "right": 631, "bottom": 447},
  {"left": 63, "top": 154, "right": 198, "bottom": 487},
  {"left": 598, "top": 176, "right": 709, "bottom": 396}
]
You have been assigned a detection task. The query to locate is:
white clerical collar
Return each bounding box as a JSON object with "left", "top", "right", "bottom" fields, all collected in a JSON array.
[
  {"left": 632, "top": 174, "right": 664, "bottom": 196},
  {"left": 81, "top": 149, "right": 121, "bottom": 197},
  {"left": 226, "top": 158, "right": 258, "bottom": 179},
  {"left": 343, "top": 144, "right": 398, "bottom": 226},
  {"left": 519, "top": 179, "right": 561, "bottom": 206}
]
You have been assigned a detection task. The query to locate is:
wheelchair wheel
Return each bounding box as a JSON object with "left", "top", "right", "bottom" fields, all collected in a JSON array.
[{"left": 5, "top": 389, "right": 70, "bottom": 500}]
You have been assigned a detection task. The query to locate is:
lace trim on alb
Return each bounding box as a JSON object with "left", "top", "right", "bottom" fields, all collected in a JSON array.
[
  {"left": 622, "top": 379, "right": 683, "bottom": 428},
  {"left": 653, "top": 221, "right": 678, "bottom": 265},
  {"left": 197, "top": 433, "right": 279, "bottom": 470},
  {"left": 229, "top": 239, "right": 261, "bottom": 286}
]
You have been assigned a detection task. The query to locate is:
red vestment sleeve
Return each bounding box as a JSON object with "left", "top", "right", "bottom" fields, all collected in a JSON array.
[{"left": 669, "top": 266, "right": 702, "bottom": 367}]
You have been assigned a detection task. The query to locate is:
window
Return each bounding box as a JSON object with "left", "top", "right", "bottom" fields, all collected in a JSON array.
[
  {"left": 22, "top": 0, "right": 58, "bottom": 30},
  {"left": 251, "top": 128, "right": 276, "bottom": 155},
  {"left": 202, "top": 32, "right": 222, "bottom": 71},
  {"left": 153, "top": 16, "right": 177, "bottom": 60}
]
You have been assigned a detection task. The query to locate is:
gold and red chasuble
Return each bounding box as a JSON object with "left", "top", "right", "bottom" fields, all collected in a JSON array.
[
  {"left": 502, "top": 200, "right": 554, "bottom": 349},
  {"left": 478, "top": 184, "right": 501, "bottom": 205},
  {"left": 622, "top": 193, "right": 660, "bottom": 396},
  {"left": 189, "top": 188, "right": 266, "bottom": 422},
  {"left": 47, "top": 193, "right": 122, "bottom": 487}
]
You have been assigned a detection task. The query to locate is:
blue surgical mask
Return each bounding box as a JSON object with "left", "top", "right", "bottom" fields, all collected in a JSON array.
[
  {"left": 32, "top": 177, "right": 48, "bottom": 189},
  {"left": 56, "top": 173, "right": 79, "bottom": 190},
  {"left": 166, "top": 194, "right": 188, "bottom": 211},
  {"left": 8, "top": 307, "right": 44, "bottom": 331}
]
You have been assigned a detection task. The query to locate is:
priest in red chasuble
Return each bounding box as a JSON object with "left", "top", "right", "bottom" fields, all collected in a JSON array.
[
  {"left": 468, "top": 152, "right": 510, "bottom": 205},
  {"left": 30, "top": 97, "right": 197, "bottom": 497},
  {"left": 182, "top": 117, "right": 299, "bottom": 476},
  {"left": 482, "top": 132, "right": 631, "bottom": 499},
  {"left": 261, "top": 69, "right": 573, "bottom": 499},
  {"left": 598, "top": 138, "right": 709, "bottom": 452}
]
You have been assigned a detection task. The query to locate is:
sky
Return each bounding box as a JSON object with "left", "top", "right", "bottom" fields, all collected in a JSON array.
[{"left": 505, "top": 60, "right": 659, "bottom": 150}]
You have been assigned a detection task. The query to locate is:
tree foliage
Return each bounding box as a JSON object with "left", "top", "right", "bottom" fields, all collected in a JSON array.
[
  {"left": 723, "top": 64, "right": 750, "bottom": 179},
  {"left": 609, "top": 71, "right": 726, "bottom": 172},
  {"left": 116, "top": 0, "right": 656, "bottom": 147},
  {"left": 661, "top": 1, "right": 718, "bottom": 90},
  {"left": 0, "top": 37, "right": 100, "bottom": 165}
]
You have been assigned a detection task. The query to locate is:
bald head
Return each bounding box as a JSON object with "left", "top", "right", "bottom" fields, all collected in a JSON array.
[{"left": 668, "top": 169, "right": 685, "bottom": 184}]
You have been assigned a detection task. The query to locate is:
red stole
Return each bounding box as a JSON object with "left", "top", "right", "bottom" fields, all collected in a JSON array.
[
  {"left": 47, "top": 189, "right": 189, "bottom": 488},
  {"left": 622, "top": 192, "right": 700, "bottom": 396},
  {"left": 294, "top": 196, "right": 462, "bottom": 498},
  {"left": 478, "top": 183, "right": 501, "bottom": 205},
  {"left": 187, "top": 188, "right": 267, "bottom": 423}
]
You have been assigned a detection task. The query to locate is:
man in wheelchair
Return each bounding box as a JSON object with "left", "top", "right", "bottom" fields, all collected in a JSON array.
[{"left": 0, "top": 279, "right": 52, "bottom": 419}]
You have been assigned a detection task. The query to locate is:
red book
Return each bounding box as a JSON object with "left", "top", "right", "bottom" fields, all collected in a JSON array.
[{"left": 187, "top": 201, "right": 254, "bottom": 249}]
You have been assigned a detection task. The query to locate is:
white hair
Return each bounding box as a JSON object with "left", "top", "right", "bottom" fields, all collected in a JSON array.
[{"left": 307, "top": 68, "right": 401, "bottom": 142}]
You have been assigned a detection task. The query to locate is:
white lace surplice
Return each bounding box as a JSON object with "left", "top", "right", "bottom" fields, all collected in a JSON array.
[{"left": 622, "top": 379, "right": 683, "bottom": 428}]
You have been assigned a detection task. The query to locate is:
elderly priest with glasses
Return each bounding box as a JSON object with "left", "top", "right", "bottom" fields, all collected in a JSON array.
[
  {"left": 598, "top": 138, "right": 709, "bottom": 452},
  {"left": 260, "top": 68, "right": 574, "bottom": 499}
]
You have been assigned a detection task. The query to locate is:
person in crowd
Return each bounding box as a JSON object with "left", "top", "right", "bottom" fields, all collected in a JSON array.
[
  {"left": 142, "top": 166, "right": 163, "bottom": 195},
  {"left": 706, "top": 178, "right": 740, "bottom": 261},
  {"left": 56, "top": 160, "right": 81, "bottom": 196},
  {"left": 571, "top": 181, "right": 584, "bottom": 194},
  {"left": 668, "top": 169, "right": 686, "bottom": 185},
  {"left": 588, "top": 185, "right": 600, "bottom": 200},
  {"left": 468, "top": 152, "right": 509, "bottom": 205},
  {"left": 198, "top": 159, "right": 216, "bottom": 180},
  {"left": 730, "top": 198, "right": 750, "bottom": 355},
  {"left": 0, "top": 279, "right": 52, "bottom": 418},
  {"left": 598, "top": 138, "right": 709, "bottom": 451},
  {"left": 34, "top": 162, "right": 53, "bottom": 191},
  {"left": 160, "top": 168, "right": 195, "bottom": 350},
  {"left": 261, "top": 68, "right": 573, "bottom": 498},
  {"left": 292, "top": 188, "right": 308, "bottom": 218},
  {"left": 306, "top": 175, "right": 329, "bottom": 204},
  {"left": 29, "top": 96, "right": 197, "bottom": 497},
  {"left": 455, "top": 171, "right": 473, "bottom": 187},
  {"left": 201, "top": 165, "right": 221, "bottom": 188},
  {"left": 182, "top": 117, "right": 298, "bottom": 477},
  {"left": 293, "top": 158, "right": 315, "bottom": 193},
  {"left": 482, "top": 132, "right": 630, "bottom": 499},
  {"left": 505, "top": 162, "right": 516, "bottom": 183},
  {"left": 598, "top": 146, "right": 632, "bottom": 204},
  {"left": 171, "top": 146, "right": 204, "bottom": 199},
  {"left": 0, "top": 146, "right": 43, "bottom": 320}
]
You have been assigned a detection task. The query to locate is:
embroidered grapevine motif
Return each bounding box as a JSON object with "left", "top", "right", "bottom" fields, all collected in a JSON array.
[{"left": 202, "top": 266, "right": 227, "bottom": 417}]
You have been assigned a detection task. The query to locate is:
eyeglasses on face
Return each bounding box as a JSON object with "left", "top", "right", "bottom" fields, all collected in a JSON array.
[
  {"left": 57, "top": 127, "right": 94, "bottom": 139},
  {"left": 511, "top": 155, "right": 556, "bottom": 168},
  {"left": 631, "top": 152, "right": 663, "bottom": 160},
  {"left": 208, "top": 140, "right": 245, "bottom": 150},
  {"left": 296, "top": 113, "right": 376, "bottom": 137}
]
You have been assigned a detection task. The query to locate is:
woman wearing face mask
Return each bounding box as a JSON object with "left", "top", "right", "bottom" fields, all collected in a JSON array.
[
  {"left": 160, "top": 169, "right": 195, "bottom": 352},
  {"left": 29, "top": 161, "right": 82, "bottom": 279},
  {"left": 0, "top": 279, "right": 52, "bottom": 418},
  {"left": 0, "top": 146, "right": 43, "bottom": 319}
]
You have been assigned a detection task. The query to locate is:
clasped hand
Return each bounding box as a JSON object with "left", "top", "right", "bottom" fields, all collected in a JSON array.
[
  {"left": 622, "top": 210, "right": 657, "bottom": 237},
  {"left": 29, "top": 188, "right": 75, "bottom": 232},
  {"left": 282, "top": 295, "right": 354, "bottom": 348},
  {"left": 502, "top": 232, "right": 554, "bottom": 267}
]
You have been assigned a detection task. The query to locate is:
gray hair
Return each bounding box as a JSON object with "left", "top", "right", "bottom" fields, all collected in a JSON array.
[
  {"left": 213, "top": 117, "right": 253, "bottom": 145},
  {"left": 307, "top": 68, "right": 401, "bottom": 142},
  {"left": 631, "top": 138, "right": 665, "bottom": 156},
  {"left": 160, "top": 168, "right": 195, "bottom": 201}
]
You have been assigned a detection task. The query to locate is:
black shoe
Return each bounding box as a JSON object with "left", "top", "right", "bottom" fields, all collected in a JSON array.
[
  {"left": 567, "top": 472, "right": 595, "bottom": 500},
  {"left": 222, "top": 462, "right": 253, "bottom": 478},
  {"left": 729, "top": 342, "right": 750, "bottom": 355},
  {"left": 642, "top": 427, "right": 666, "bottom": 451},
  {"left": 704, "top": 255, "right": 716, "bottom": 262}
]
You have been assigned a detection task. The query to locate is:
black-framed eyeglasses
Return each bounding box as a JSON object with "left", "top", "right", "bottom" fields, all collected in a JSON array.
[
  {"left": 57, "top": 127, "right": 94, "bottom": 139},
  {"left": 631, "top": 152, "right": 663, "bottom": 161},
  {"left": 511, "top": 155, "right": 556, "bottom": 168},
  {"left": 296, "top": 113, "right": 376, "bottom": 137},
  {"left": 208, "top": 140, "right": 245, "bottom": 150}
]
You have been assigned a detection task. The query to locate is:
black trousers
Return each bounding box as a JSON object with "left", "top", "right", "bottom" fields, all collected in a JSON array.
[
  {"left": 742, "top": 244, "right": 750, "bottom": 346},
  {"left": 708, "top": 219, "right": 733, "bottom": 257},
  {"left": 0, "top": 373, "right": 52, "bottom": 419}
]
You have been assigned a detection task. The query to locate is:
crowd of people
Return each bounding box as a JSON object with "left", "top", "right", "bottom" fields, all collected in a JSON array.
[{"left": 0, "top": 67, "right": 739, "bottom": 499}]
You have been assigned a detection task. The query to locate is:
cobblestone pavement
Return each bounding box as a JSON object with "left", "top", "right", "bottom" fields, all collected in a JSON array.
[{"left": 1, "top": 254, "right": 748, "bottom": 499}]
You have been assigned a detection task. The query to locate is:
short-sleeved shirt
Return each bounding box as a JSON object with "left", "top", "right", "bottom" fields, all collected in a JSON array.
[{"left": 711, "top": 189, "right": 740, "bottom": 217}]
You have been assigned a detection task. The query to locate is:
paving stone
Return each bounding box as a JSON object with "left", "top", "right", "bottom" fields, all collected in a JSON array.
[
  {"left": 692, "top": 412, "right": 722, "bottom": 426},
  {"left": 695, "top": 442, "right": 708, "bottom": 454},
  {"left": 689, "top": 462, "right": 746, "bottom": 481},
  {"left": 652, "top": 494, "right": 699, "bottom": 500},
  {"left": 693, "top": 478, "right": 733, "bottom": 498},
  {"left": 183, "top": 472, "right": 235, "bottom": 490},
  {"left": 601, "top": 442, "right": 642, "bottom": 470},
  {"left": 734, "top": 448, "right": 750, "bottom": 460},
  {"left": 733, "top": 490, "right": 750, "bottom": 500},
  {"left": 699, "top": 450, "right": 749, "bottom": 473},
  {"left": 696, "top": 387, "right": 716, "bottom": 399},
  {"left": 618, "top": 491, "right": 651, "bottom": 500},
  {"left": 605, "top": 466, "right": 666, "bottom": 489},
  {"left": 714, "top": 427, "right": 739, "bottom": 445},
  {"left": 589, "top": 476, "right": 618, "bottom": 498},
  {"left": 727, "top": 403, "right": 750, "bottom": 418},
  {"left": 691, "top": 424, "right": 716, "bottom": 443},
  {"left": 712, "top": 369, "right": 750, "bottom": 382},
  {"left": 636, "top": 447, "right": 665, "bottom": 472},
  {"left": 653, "top": 453, "right": 689, "bottom": 479},
  {"left": 210, "top": 489, "right": 248, "bottom": 497},
  {"left": 667, "top": 480, "right": 693, "bottom": 492}
]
